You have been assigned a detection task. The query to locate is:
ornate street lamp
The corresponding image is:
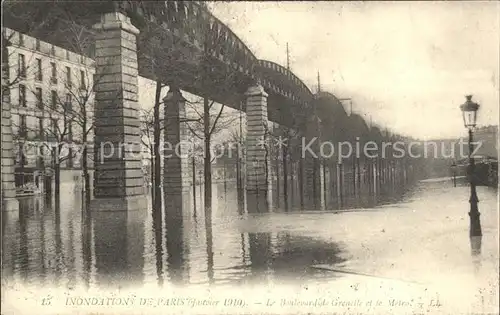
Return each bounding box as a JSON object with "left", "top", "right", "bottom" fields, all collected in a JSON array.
[{"left": 460, "top": 95, "right": 482, "bottom": 237}]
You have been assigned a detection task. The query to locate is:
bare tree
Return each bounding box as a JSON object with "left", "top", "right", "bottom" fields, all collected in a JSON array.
[
  {"left": 227, "top": 125, "right": 246, "bottom": 204},
  {"left": 2, "top": 2, "right": 58, "bottom": 95},
  {"left": 123, "top": 3, "right": 245, "bottom": 216},
  {"left": 52, "top": 12, "right": 98, "bottom": 209},
  {"left": 185, "top": 97, "right": 239, "bottom": 209},
  {"left": 2, "top": 29, "right": 36, "bottom": 96},
  {"left": 195, "top": 67, "right": 242, "bottom": 214},
  {"left": 139, "top": 108, "right": 155, "bottom": 205},
  {"left": 11, "top": 88, "right": 80, "bottom": 203},
  {"left": 132, "top": 4, "right": 193, "bottom": 216},
  {"left": 10, "top": 54, "right": 99, "bottom": 208},
  {"left": 4, "top": 5, "right": 103, "bottom": 208}
]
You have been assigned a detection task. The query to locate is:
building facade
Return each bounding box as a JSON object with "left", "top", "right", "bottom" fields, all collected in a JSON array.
[{"left": 4, "top": 28, "right": 95, "bottom": 189}]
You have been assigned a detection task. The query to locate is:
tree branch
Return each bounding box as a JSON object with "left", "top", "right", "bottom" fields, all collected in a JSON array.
[{"left": 209, "top": 104, "right": 225, "bottom": 136}]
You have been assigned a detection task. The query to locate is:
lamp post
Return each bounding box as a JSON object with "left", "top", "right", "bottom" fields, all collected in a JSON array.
[{"left": 460, "top": 95, "right": 482, "bottom": 238}]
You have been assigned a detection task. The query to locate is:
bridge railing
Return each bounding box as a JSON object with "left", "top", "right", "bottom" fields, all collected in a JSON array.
[
  {"left": 119, "top": 1, "right": 314, "bottom": 106},
  {"left": 120, "top": 1, "right": 258, "bottom": 77},
  {"left": 257, "top": 59, "right": 313, "bottom": 105}
]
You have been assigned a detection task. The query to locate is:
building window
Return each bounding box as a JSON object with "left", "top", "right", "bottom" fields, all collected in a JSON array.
[
  {"left": 19, "top": 115, "right": 27, "bottom": 137},
  {"left": 65, "top": 93, "right": 72, "bottom": 111},
  {"left": 38, "top": 117, "right": 44, "bottom": 139},
  {"left": 18, "top": 54, "right": 26, "bottom": 78},
  {"left": 35, "top": 87, "right": 43, "bottom": 109},
  {"left": 51, "top": 90, "right": 58, "bottom": 109},
  {"left": 51, "top": 118, "right": 58, "bottom": 134},
  {"left": 50, "top": 45, "right": 55, "bottom": 56},
  {"left": 67, "top": 122, "right": 73, "bottom": 167},
  {"left": 50, "top": 62, "right": 57, "bottom": 84},
  {"left": 66, "top": 66, "right": 72, "bottom": 87},
  {"left": 80, "top": 70, "right": 86, "bottom": 89},
  {"left": 19, "top": 33, "right": 24, "bottom": 46},
  {"left": 88, "top": 43, "right": 96, "bottom": 59},
  {"left": 68, "top": 123, "right": 73, "bottom": 141},
  {"left": 36, "top": 58, "right": 43, "bottom": 81},
  {"left": 18, "top": 143, "right": 27, "bottom": 167},
  {"left": 19, "top": 84, "right": 26, "bottom": 107},
  {"left": 67, "top": 147, "right": 73, "bottom": 168},
  {"left": 35, "top": 38, "right": 40, "bottom": 51},
  {"left": 66, "top": 50, "right": 70, "bottom": 60}
]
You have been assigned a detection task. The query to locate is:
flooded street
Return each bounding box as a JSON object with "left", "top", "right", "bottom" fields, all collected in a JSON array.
[{"left": 2, "top": 179, "right": 498, "bottom": 314}]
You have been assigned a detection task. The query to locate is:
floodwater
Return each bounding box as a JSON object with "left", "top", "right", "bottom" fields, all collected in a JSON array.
[{"left": 1, "top": 177, "right": 498, "bottom": 314}]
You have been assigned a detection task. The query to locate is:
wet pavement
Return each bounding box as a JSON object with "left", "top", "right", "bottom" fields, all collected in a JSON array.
[{"left": 1, "top": 178, "right": 498, "bottom": 314}]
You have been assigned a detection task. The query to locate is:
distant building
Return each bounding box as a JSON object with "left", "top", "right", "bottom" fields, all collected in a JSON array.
[
  {"left": 421, "top": 125, "right": 498, "bottom": 179},
  {"left": 473, "top": 125, "right": 498, "bottom": 159}
]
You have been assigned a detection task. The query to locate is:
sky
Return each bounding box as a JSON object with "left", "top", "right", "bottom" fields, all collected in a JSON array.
[{"left": 140, "top": 1, "right": 499, "bottom": 140}]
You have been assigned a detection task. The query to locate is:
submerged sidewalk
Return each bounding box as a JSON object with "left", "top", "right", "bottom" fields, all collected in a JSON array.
[{"left": 238, "top": 180, "right": 499, "bottom": 314}]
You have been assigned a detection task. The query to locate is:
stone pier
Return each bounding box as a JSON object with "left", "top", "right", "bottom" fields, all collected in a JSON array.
[
  {"left": 1, "top": 40, "right": 19, "bottom": 211},
  {"left": 163, "top": 88, "right": 190, "bottom": 195},
  {"left": 245, "top": 84, "right": 270, "bottom": 198},
  {"left": 91, "top": 12, "right": 146, "bottom": 211}
]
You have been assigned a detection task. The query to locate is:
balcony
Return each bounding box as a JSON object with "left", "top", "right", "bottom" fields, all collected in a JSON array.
[{"left": 50, "top": 77, "right": 58, "bottom": 84}]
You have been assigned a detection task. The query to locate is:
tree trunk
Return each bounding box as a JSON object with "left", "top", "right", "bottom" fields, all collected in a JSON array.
[
  {"left": 153, "top": 80, "right": 162, "bottom": 215},
  {"left": 290, "top": 158, "right": 295, "bottom": 206},
  {"left": 192, "top": 154, "right": 197, "bottom": 217},
  {"left": 322, "top": 160, "right": 327, "bottom": 207},
  {"left": 237, "top": 101, "right": 244, "bottom": 208},
  {"left": 276, "top": 146, "right": 280, "bottom": 207},
  {"left": 82, "top": 145, "right": 90, "bottom": 207},
  {"left": 357, "top": 157, "right": 361, "bottom": 193},
  {"left": 19, "top": 143, "right": 25, "bottom": 187},
  {"left": 203, "top": 96, "right": 212, "bottom": 215},
  {"left": 282, "top": 143, "right": 288, "bottom": 210},
  {"left": 54, "top": 159, "right": 61, "bottom": 204},
  {"left": 82, "top": 116, "right": 90, "bottom": 209},
  {"left": 150, "top": 154, "right": 154, "bottom": 200},
  {"left": 236, "top": 146, "right": 242, "bottom": 204},
  {"left": 223, "top": 158, "right": 227, "bottom": 196},
  {"left": 352, "top": 155, "right": 356, "bottom": 196},
  {"left": 299, "top": 157, "right": 304, "bottom": 208}
]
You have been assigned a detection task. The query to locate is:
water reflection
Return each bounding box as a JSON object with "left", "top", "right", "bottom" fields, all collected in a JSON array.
[
  {"left": 470, "top": 236, "right": 482, "bottom": 274},
  {"left": 81, "top": 210, "right": 92, "bottom": 288},
  {"left": 247, "top": 193, "right": 270, "bottom": 214},
  {"left": 3, "top": 178, "right": 420, "bottom": 289},
  {"left": 19, "top": 199, "right": 29, "bottom": 282},
  {"left": 205, "top": 210, "right": 215, "bottom": 285},
  {"left": 92, "top": 211, "right": 145, "bottom": 288},
  {"left": 245, "top": 233, "right": 346, "bottom": 284},
  {"left": 164, "top": 193, "right": 190, "bottom": 285}
]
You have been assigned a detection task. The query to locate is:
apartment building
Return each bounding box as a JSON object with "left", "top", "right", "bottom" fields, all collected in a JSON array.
[{"left": 4, "top": 28, "right": 95, "bottom": 187}]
